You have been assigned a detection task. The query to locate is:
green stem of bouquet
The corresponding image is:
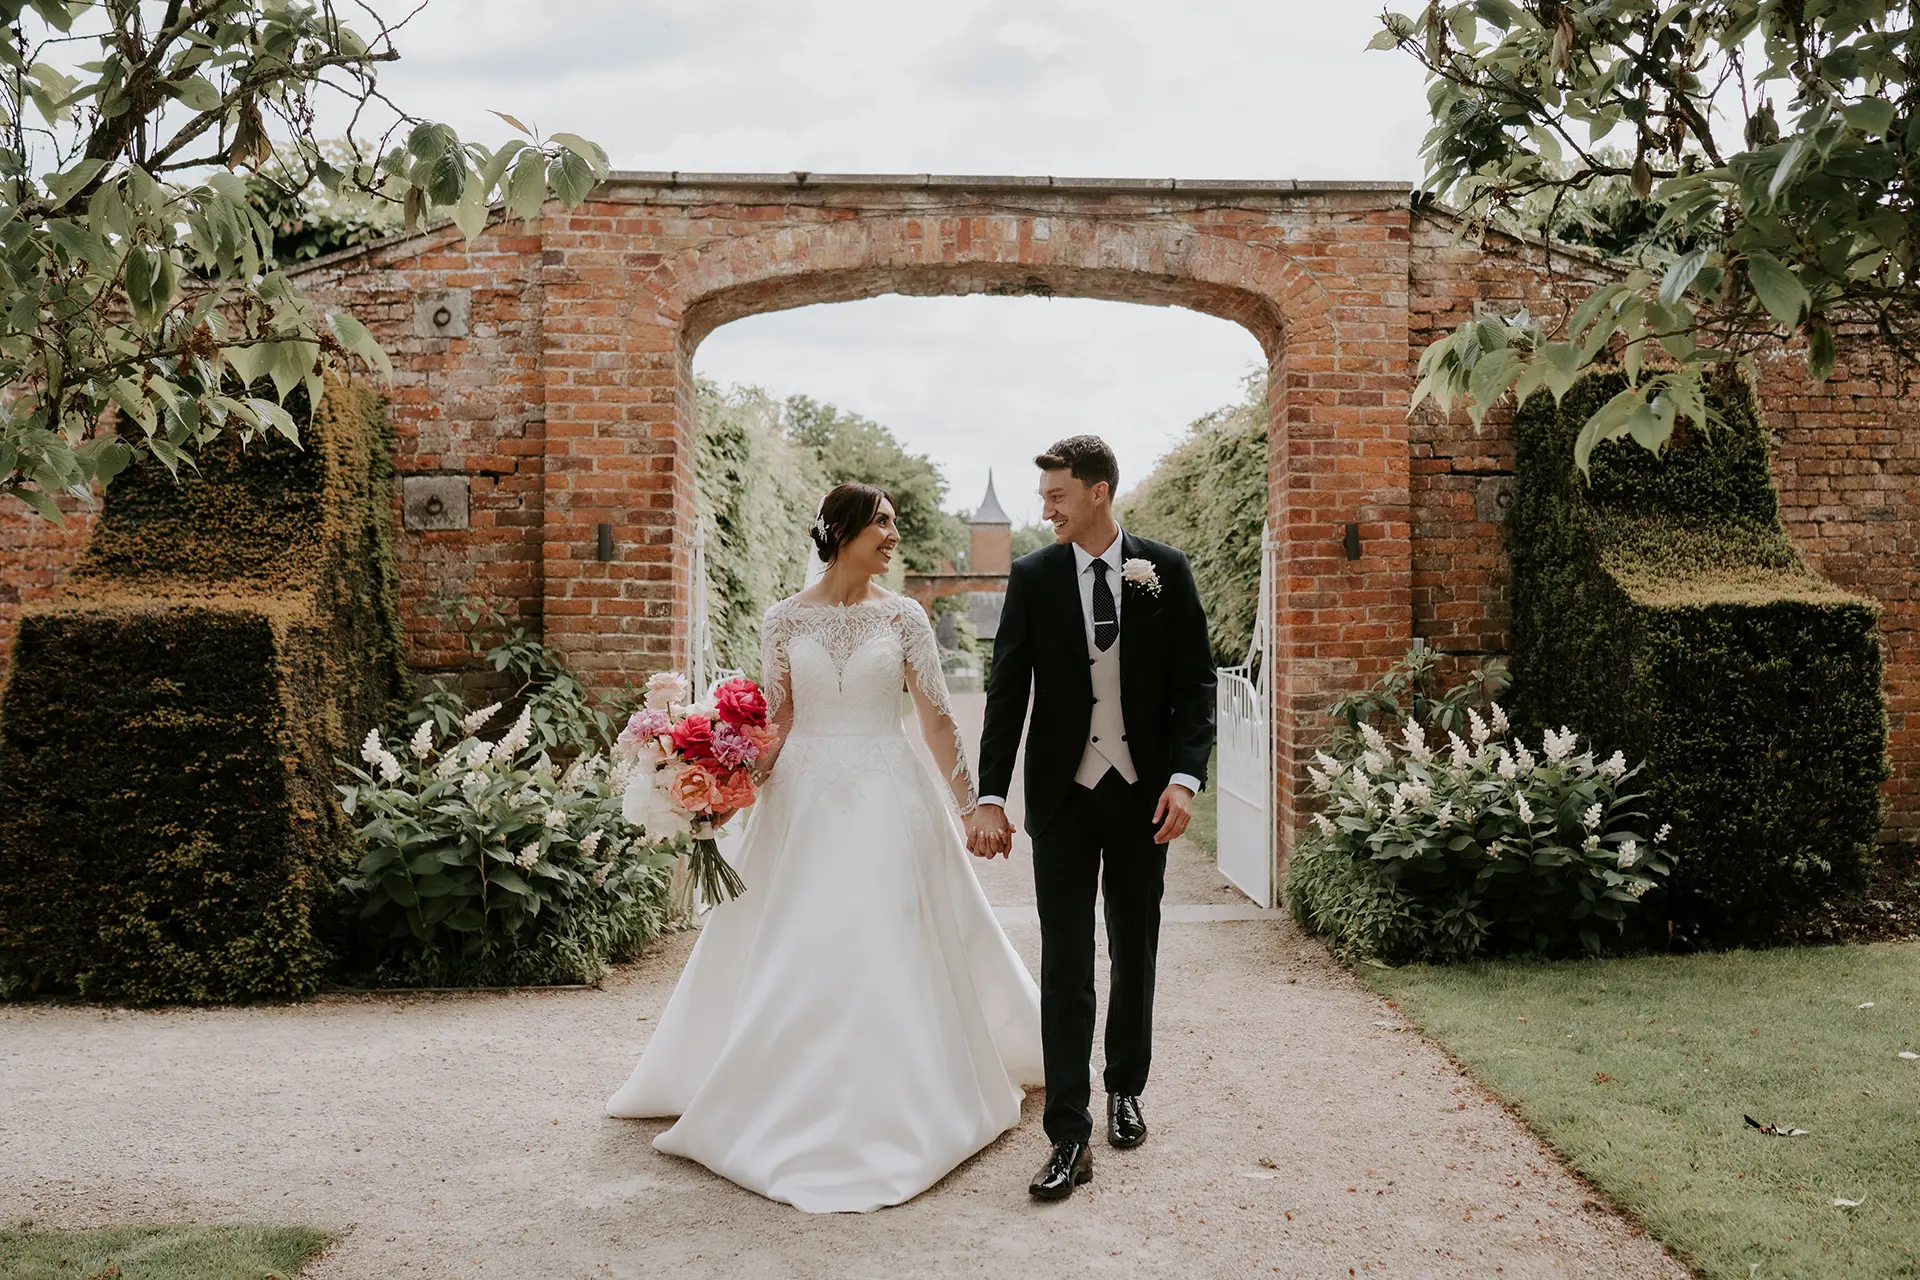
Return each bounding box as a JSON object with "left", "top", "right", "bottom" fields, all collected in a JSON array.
[{"left": 677, "top": 836, "right": 747, "bottom": 916}]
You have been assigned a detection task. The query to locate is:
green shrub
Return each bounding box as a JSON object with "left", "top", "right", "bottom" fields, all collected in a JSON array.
[
  {"left": 1509, "top": 373, "right": 1887, "bottom": 947},
  {"left": 1118, "top": 372, "right": 1267, "bottom": 665},
  {"left": 336, "top": 626, "right": 674, "bottom": 988},
  {"left": 1286, "top": 653, "right": 1670, "bottom": 963},
  {"left": 0, "top": 381, "right": 406, "bottom": 1003}
]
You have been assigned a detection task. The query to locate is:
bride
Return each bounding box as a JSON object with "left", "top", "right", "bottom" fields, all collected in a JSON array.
[{"left": 606, "top": 481, "right": 1044, "bottom": 1213}]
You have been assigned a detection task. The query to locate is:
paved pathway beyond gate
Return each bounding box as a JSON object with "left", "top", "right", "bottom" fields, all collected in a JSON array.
[{"left": 0, "top": 696, "right": 1684, "bottom": 1279}]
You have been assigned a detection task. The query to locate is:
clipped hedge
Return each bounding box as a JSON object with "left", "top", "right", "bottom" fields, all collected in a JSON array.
[
  {"left": 0, "top": 381, "right": 406, "bottom": 1002},
  {"left": 1509, "top": 373, "right": 1887, "bottom": 947}
]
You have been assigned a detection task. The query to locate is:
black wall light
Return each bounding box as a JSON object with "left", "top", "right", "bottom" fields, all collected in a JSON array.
[
  {"left": 1343, "top": 522, "right": 1362, "bottom": 560},
  {"left": 595, "top": 523, "right": 614, "bottom": 562}
]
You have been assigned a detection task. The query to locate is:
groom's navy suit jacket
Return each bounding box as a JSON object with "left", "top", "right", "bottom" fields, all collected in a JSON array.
[{"left": 978, "top": 531, "right": 1217, "bottom": 839}]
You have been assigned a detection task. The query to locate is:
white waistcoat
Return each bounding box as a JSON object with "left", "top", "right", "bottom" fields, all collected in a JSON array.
[{"left": 1074, "top": 635, "right": 1138, "bottom": 787}]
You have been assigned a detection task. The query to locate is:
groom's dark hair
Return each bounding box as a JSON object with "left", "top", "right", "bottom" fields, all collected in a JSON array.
[{"left": 1035, "top": 435, "right": 1118, "bottom": 498}]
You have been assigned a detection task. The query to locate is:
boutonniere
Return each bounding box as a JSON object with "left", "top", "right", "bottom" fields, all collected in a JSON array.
[{"left": 1120, "top": 557, "right": 1161, "bottom": 597}]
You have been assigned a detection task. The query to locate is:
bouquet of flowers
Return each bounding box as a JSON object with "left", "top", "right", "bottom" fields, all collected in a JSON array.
[{"left": 617, "top": 669, "right": 773, "bottom": 912}]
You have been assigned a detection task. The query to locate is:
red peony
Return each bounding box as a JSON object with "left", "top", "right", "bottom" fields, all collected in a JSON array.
[
  {"left": 713, "top": 677, "right": 769, "bottom": 728},
  {"left": 670, "top": 713, "right": 718, "bottom": 764}
]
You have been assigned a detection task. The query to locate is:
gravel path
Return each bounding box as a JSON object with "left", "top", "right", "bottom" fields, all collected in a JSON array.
[{"left": 1, "top": 697, "right": 1687, "bottom": 1279}]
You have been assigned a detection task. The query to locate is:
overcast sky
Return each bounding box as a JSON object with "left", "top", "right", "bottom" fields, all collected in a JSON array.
[{"left": 362, "top": 1, "right": 1431, "bottom": 524}]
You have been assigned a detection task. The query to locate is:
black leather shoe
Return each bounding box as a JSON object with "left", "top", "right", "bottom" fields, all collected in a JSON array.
[
  {"left": 1028, "top": 1140, "right": 1093, "bottom": 1200},
  {"left": 1108, "top": 1094, "right": 1147, "bottom": 1148}
]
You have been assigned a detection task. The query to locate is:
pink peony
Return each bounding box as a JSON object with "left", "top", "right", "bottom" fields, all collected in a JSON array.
[
  {"left": 713, "top": 677, "right": 769, "bottom": 728},
  {"left": 668, "top": 763, "right": 718, "bottom": 813},
  {"left": 709, "top": 720, "right": 757, "bottom": 769},
  {"left": 620, "top": 708, "right": 671, "bottom": 746},
  {"left": 670, "top": 713, "right": 718, "bottom": 765}
]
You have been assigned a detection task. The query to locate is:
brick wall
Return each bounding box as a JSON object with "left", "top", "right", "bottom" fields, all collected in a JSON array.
[{"left": 3, "top": 174, "right": 1914, "bottom": 847}]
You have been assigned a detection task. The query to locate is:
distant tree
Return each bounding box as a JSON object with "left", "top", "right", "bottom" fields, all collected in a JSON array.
[
  {"left": 1378, "top": 1, "right": 1920, "bottom": 470},
  {"left": 1010, "top": 522, "right": 1056, "bottom": 558},
  {"left": 1118, "top": 373, "right": 1268, "bottom": 665},
  {"left": 784, "top": 394, "right": 968, "bottom": 572},
  {"left": 0, "top": 1, "right": 607, "bottom": 522}
]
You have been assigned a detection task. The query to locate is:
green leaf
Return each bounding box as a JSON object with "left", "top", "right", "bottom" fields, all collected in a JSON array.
[
  {"left": 488, "top": 866, "right": 536, "bottom": 897},
  {"left": 490, "top": 110, "right": 532, "bottom": 136},
  {"left": 170, "top": 73, "right": 221, "bottom": 112},
  {"left": 1368, "top": 27, "right": 1401, "bottom": 49},
  {"left": 9, "top": 484, "right": 65, "bottom": 523},
  {"left": 549, "top": 132, "right": 609, "bottom": 176},
  {"left": 506, "top": 149, "right": 547, "bottom": 225},
  {"left": 42, "top": 156, "right": 106, "bottom": 206},
  {"left": 547, "top": 148, "right": 596, "bottom": 207},
  {"left": 1808, "top": 322, "right": 1836, "bottom": 383},
  {"left": 452, "top": 168, "right": 490, "bottom": 245},
  {"left": 1843, "top": 98, "right": 1896, "bottom": 137},
  {"left": 1573, "top": 388, "right": 1642, "bottom": 474},
  {"left": 223, "top": 341, "right": 274, "bottom": 390},
  {"left": 1745, "top": 249, "right": 1811, "bottom": 327},
  {"left": 1658, "top": 248, "right": 1707, "bottom": 305},
  {"left": 269, "top": 339, "right": 321, "bottom": 403},
  {"left": 327, "top": 310, "right": 393, "bottom": 379}
]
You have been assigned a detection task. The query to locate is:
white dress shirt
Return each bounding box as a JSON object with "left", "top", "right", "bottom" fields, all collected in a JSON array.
[{"left": 977, "top": 525, "right": 1201, "bottom": 810}]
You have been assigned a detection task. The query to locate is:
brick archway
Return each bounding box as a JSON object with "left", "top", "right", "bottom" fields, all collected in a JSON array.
[{"left": 521, "top": 177, "right": 1416, "bottom": 846}]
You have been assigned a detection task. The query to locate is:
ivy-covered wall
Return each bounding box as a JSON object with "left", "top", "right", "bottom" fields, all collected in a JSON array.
[
  {"left": 0, "top": 382, "right": 406, "bottom": 1003},
  {"left": 1509, "top": 373, "right": 1888, "bottom": 947}
]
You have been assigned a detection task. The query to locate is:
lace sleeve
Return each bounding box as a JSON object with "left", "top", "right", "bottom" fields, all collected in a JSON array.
[
  {"left": 896, "top": 600, "right": 977, "bottom": 816},
  {"left": 753, "top": 601, "right": 796, "bottom": 782}
]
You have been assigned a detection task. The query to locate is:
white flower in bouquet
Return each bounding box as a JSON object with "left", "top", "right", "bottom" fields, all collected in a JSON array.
[
  {"left": 1489, "top": 702, "right": 1510, "bottom": 734},
  {"left": 1466, "top": 707, "right": 1490, "bottom": 748},
  {"left": 408, "top": 721, "right": 435, "bottom": 760},
  {"left": 461, "top": 702, "right": 502, "bottom": 734},
  {"left": 644, "top": 670, "right": 691, "bottom": 713},
  {"left": 623, "top": 770, "right": 691, "bottom": 842},
  {"left": 360, "top": 728, "right": 384, "bottom": 765}
]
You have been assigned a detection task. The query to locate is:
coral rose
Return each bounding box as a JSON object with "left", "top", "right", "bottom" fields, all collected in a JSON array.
[
  {"left": 668, "top": 764, "right": 718, "bottom": 813},
  {"left": 740, "top": 723, "right": 778, "bottom": 754},
  {"left": 712, "top": 767, "right": 756, "bottom": 813},
  {"left": 670, "top": 713, "right": 718, "bottom": 764},
  {"left": 713, "top": 677, "right": 769, "bottom": 728}
]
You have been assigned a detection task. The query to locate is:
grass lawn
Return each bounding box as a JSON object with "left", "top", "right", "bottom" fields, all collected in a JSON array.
[
  {"left": 1368, "top": 942, "right": 1920, "bottom": 1280},
  {"left": 1185, "top": 746, "right": 1218, "bottom": 854},
  {"left": 0, "top": 1225, "right": 330, "bottom": 1279}
]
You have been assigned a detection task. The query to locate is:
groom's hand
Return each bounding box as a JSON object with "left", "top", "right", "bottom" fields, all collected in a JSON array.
[
  {"left": 968, "top": 804, "right": 1014, "bottom": 859},
  {"left": 1150, "top": 784, "right": 1194, "bottom": 844}
]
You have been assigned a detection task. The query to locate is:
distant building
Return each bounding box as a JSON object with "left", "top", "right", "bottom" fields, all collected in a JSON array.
[{"left": 967, "top": 471, "right": 1011, "bottom": 641}]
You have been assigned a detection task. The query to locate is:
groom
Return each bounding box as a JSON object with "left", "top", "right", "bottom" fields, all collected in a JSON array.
[{"left": 970, "top": 434, "right": 1216, "bottom": 1202}]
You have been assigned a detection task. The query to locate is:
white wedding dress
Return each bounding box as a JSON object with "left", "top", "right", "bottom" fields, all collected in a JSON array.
[{"left": 606, "top": 593, "right": 1044, "bottom": 1213}]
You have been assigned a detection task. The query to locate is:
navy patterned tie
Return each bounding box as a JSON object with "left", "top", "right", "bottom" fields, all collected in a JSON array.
[{"left": 1090, "top": 558, "right": 1118, "bottom": 652}]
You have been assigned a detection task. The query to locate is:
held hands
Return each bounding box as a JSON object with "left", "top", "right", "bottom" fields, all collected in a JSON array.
[
  {"left": 965, "top": 803, "right": 1015, "bottom": 859},
  {"left": 1151, "top": 783, "right": 1195, "bottom": 845}
]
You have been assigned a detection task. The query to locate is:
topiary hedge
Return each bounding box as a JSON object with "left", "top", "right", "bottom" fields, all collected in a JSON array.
[
  {"left": 0, "top": 381, "right": 406, "bottom": 1003},
  {"left": 1509, "top": 372, "right": 1887, "bottom": 947}
]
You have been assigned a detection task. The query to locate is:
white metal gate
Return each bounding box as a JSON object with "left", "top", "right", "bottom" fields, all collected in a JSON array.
[
  {"left": 687, "top": 516, "right": 743, "bottom": 695},
  {"left": 1215, "top": 523, "right": 1276, "bottom": 907}
]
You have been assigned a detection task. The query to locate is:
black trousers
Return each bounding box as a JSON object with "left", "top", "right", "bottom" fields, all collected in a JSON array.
[{"left": 1030, "top": 767, "right": 1167, "bottom": 1145}]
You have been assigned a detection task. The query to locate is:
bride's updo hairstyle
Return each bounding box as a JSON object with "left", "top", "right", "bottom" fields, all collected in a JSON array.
[{"left": 810, "top": 482, "right": 897, "bottom": 563}]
